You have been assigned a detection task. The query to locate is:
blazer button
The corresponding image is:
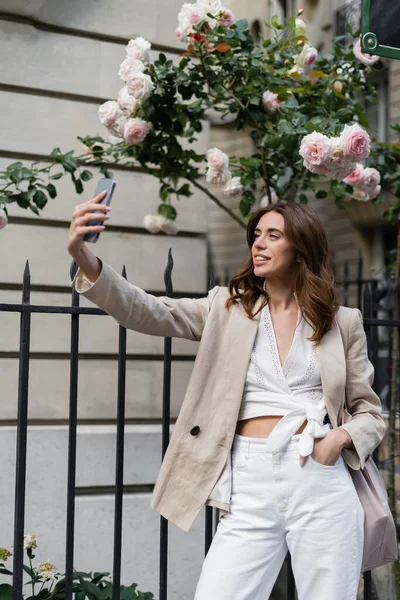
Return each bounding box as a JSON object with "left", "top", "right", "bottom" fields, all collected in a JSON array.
[{"left": 190, "top": 425, "right": 200, "bottom": 436}]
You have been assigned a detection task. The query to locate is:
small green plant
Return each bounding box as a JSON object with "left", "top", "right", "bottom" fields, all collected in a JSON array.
[{"left": 0, "top": 537, "right": 154, "bottom": 600}]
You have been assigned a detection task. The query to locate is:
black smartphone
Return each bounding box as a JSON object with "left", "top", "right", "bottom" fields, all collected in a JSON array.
[{"left": 84, "top": 178, "right": 117, "bottom": 243}]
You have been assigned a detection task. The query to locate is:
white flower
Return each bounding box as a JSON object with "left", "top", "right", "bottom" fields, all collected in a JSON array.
[
  {"left": 352, "top": 187, "right": 369, "bottom": 201},
  {"left": 295, "top": 43, "right": 318, "bottom": 67},
  {"left": 295, "top": 17, "right": 307, "bottom": 30},
  {"left": 126, "top": 37, "right": 151, "bottom": 62},
  {"left": 98, "top": 101, "right": 123, "bottom": 128},
  {"left": 35, "top": 560, "right": 57, "bottom": 581},
  {"left": 260, "top": 191, "right": 279, "bottom": 207},
  {"left": 143, "top": 214, "right": 179, "bottom": 235},
  {"left": 157, "top": 215, "right": 179, "bottom": 235},
  {"left": 359, "top": 167, "right": 381, "bottom": 193},
  {"left": 0, "top": 208, "right": 8, "bottom": 230},
  {"left": 118, "top": 86, "right": 141, "bottom": 115},
  {"left": 206, "top": 167, "right": 231, "bottom": 185},
  {"left": 123, "top": 117, "right": 151, "bottom": 145},
  {"left": 262, "top": 90, "right": 282, "bottom": 112},
  {"left": 23, "top": 535, "right": 37, "bottom": 550},
  {"left": 196, "top": 0, "right": 224, "bottom": 15},
  {"left": 143, "top": 214, "right": 160, "bottom": 233},
  {"left": 223, "top": 177, "right": 243, "bottom": 196},
  {"left": 127, "top": 72, "right": 155, "bottom": 100},
  {"left": 207, "top": 147, "right": 229, "bottom": 170},
  {"left": 118, "top": 57, "right": 145, "bottom": 82}
]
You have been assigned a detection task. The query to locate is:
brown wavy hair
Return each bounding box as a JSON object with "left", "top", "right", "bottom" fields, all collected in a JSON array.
[{"left": 225, "top": 202, "right": 340, "bottom": 345}]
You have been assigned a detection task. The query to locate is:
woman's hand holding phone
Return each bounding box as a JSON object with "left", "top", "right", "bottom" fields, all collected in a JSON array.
[{"left": 67, "top": 190, "right": 111, "bottom": 283}]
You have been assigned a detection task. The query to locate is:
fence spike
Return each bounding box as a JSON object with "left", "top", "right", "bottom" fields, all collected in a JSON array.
[
  {"left": 164, "top": 248, "right": 174, "bottom": 297},
  {"left": 70, "top": 260, "right": 78, "bottom": 281},
  {"left": 22, "top": 260, "right": 31, "bottom": 304}
]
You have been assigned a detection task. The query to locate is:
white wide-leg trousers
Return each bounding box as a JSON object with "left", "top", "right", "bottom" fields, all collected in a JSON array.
[{"left": 194, "top": 432, "right": 364, "bottom": 600}]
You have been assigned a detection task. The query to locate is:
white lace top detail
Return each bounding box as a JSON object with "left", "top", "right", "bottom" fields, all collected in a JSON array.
[{"left": 238, "top": 299, "right": 330, "bottom": 456}]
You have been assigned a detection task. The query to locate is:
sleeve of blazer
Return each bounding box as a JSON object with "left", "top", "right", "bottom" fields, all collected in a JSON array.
[
  {"left": 339, "top": 308, "right": 386, "bottom": 470},
  {"left": 71, "top": 260, "right": 220, "bottom": 341}
]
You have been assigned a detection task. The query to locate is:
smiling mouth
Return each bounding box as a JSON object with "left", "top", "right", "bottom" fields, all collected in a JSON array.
[{"left": 254, "top": 257, "right": 271, "bottom": 263}]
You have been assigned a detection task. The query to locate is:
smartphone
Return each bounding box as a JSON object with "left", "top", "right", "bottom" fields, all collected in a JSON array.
[{"left": 84, "top": 178, "right": 117, "bottom": 243}]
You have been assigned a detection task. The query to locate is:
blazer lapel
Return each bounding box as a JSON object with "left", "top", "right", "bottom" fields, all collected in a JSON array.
[
  {"left": 314, "top": 316, "right": 346, "bottom": 427},
  {"left": 223, "top": 295, "right": 264, "bottom": 435}
]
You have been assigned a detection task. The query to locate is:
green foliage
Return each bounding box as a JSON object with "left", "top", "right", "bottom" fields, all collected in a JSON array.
[{"left": 1, "top": 14, "right": 400, "bottom": 226}]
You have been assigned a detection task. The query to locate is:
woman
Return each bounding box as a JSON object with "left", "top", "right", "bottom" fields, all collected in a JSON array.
[{"left": 67, "top": 193, "right": 386, "bottom": 600}]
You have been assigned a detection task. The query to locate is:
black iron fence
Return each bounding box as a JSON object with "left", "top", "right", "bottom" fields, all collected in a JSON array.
[{"left": 1, "top": 249, "right": 399, "bottom": 600}]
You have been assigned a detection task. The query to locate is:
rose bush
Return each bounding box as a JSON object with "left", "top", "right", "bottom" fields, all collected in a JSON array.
[{"left": 1, "top": 5, "right": 399, "bottom": 235}]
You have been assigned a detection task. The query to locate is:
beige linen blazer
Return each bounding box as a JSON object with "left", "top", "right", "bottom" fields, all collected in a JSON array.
[{"left": 72, "top": 261, "right": 386, "bottom": 532}]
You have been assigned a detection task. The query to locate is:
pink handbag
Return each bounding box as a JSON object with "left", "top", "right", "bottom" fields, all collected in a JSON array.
[{"left": 342, "top": 409, "right": 398, "bottom": 572}]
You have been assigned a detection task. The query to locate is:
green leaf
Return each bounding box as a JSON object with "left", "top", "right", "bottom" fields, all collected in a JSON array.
[
  {"left": 282, "top": 134, "right": 298, "bottom": 153},
  {"left": 0, "top": 583, "right": 13, "bottom": 599},
  {"left": 262, "top": 135, "right": 282, "bottom": 150},
  {"left": 81, "top": 170, "right": 93, "bottom": 182},
  {"left": 75, "top": 179, "right": 84, "bottom": 194},
  {"left": 336, "top": 108, "right": 353, "bottom": 123},
  {"left": 10, "top": 167, "right": 33, "bottom": 184},
  {"left": 158, "top": 203, "right": 177, "bottom": 220},
  {"left": 33, "top": 189, "right": 48, "bottom": 209},
  {"left": 15, "top": 192, "right": 30, "bottom": 209},
  {"left": 49, "top": 172, "right": 63, "bottom": 180},
  {"left": 176, "top": 183, "right": 192, "bottom": 196},
  {"left": 46, "top": 184, "right": 57, "bottom": 199},
  {"left": 299, "top": 193, "right": 308, "bottom": 203},
  {"left": 315, "top": 189, "right": 328, "bottom": 199}
]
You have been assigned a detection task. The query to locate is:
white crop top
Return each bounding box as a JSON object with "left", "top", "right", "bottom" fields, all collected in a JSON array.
[{"left": 238, "top": 298, "right": 330, "bottom": 456}]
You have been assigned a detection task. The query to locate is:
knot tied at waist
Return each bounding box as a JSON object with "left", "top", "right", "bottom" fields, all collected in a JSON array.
[{"left": 263, "top": 397, "right": 331, "bottom": 456}]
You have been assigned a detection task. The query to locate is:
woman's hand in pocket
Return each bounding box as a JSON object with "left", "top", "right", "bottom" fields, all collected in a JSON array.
[{"left": 300, "top": 429, "right": 345, "bottom": 467}]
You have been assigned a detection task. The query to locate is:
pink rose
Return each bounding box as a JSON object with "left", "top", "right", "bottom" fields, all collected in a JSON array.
[
  {"left": 118, "top": 86, "right": 140, "bottom": 114},
  {"left": 220, "top": 9, "right": 235, "bottom": 27},
  {"left": 98, "top": 101, "right": 122, "bottom": 128},
  {"left": 127, "top": 73, "right": 154, "bottom": 100},
  {"left": 0, "top": 208, "right": 8, "bottom": 230},
  {"left": 359, "top": 167, "right": 381, "bottom": 192},
  {"left": 368, "top": 185, "right": 381, "bottom": 200},
  {"left": 189, "top": 8, "right": 203, "bottom": 24},
  {"left": 262, "top": 91, "right": 282, "bottom": 112},
  {"left": 118, "top": 57, "right": 145, "bottom": 81},
  {"left": 339, "top": 123, "right": 371, "bottom": 161},
  {"left": 352, "top": 188, "right": 369, "bottom": 202},
  {"left": 296, "top": 43, "right": 317, "bottom": 67},
  {"left": 176, "top": 27, "right": 185, "bottom": 41},
  {"left": 207, "top": 147, "right": 229, "bottom": 170},
  {"left": 223, "top": 177, "right": 243, "bottom": 196},
  {"left": 123, "top": 118, "right": 151, "bottom": 145},
  {"left": 326, "top": 138, "right": 357, "bottom": 180},
  {"left": 343, "top": 163, "right": 364, "bottom": 185},
  {"left": 303, "top": 160, "right": 330, "bottom": 175},
  {"left": 206, "top": 167, "right": 231, "bottom": 185},
  {"left": 353, "top": 39, "right": 380, "bottom": 67},
  {"left": 299, "top": 132, "right": 332, "bottom": 167},
  {"left": 126, "top": 37, "right": 151, "bottom": 62}
]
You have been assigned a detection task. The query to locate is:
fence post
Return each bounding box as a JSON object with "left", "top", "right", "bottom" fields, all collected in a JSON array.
[
  {"left": 12, "top": 261, "right": 31, "bottom": 600},
  {"left": 112, "top": 266, "right": 128, "bottom": 599},
  {"left": 65, "top": 261, "right": 80, "bottom": 599},
  {"left": 159, "top": 249, "right": 174, "bottom": 600}
]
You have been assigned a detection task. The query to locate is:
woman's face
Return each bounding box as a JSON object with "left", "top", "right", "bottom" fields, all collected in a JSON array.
[{"left": 252, "top": 211, "right": 298, "bottom": 280}]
